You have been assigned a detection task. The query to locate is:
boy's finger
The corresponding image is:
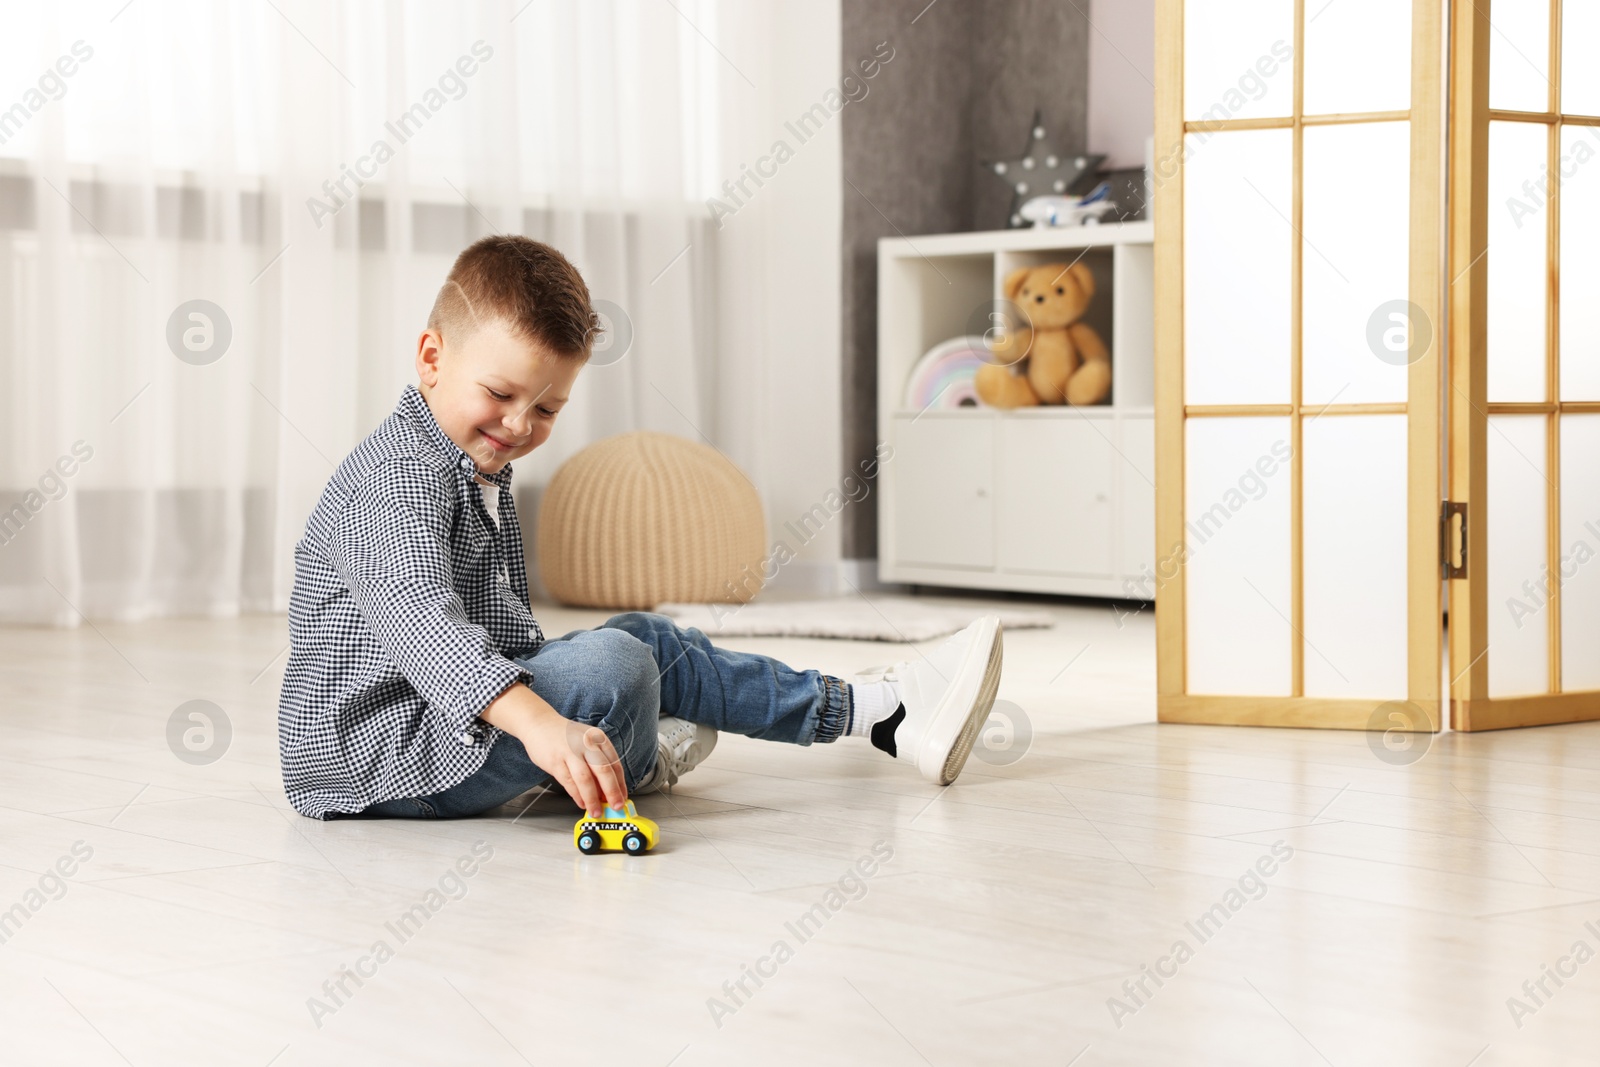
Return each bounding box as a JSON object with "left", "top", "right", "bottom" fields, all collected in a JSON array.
[
  {"left": 580, "top": 729, "right": 627, "bottom": 806},
  {"left": 579, "top": 725, "right": 615, "bottom": 763},
  {"left": 594, "top": 753, "right": 627, "bottom": 808},
  {"left": 549, "top": 769, "right": 580, "bottom": 809},
  {"left": 550, "top": 771, "right": 576, "bottom": 806},
  {"left": 589, "top": 739, "right": 628, "bottom": 807},
  {"left": 569, "top": 760, "right": 603, "bottom": 817}
]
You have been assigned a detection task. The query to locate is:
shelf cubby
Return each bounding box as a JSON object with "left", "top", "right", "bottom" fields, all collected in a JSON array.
[{"left": 876, "top": 221, "right": 1156, "bottom": 599}]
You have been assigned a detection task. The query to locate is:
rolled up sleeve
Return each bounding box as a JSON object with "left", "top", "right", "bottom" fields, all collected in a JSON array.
[{"left": 329, "top": 457, "right": 527, "bottom": 730}]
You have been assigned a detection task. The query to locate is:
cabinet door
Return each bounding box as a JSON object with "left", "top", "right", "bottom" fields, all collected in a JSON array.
[
  {"left": 997, "top": 418, "right": 1114, "bottom": 577},
  {"left": 891, "top": 416, "right": 994, "bottom": 568},
  {"left": 1118, "top": 416, "right": 1156, "bottom": 587}
]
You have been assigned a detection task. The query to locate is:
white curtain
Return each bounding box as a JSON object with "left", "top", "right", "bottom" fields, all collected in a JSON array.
[{"left": 0, "top": 0, "right": 803, "bottom": 626}]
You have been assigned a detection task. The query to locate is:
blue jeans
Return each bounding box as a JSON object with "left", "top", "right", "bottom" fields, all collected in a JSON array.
[{"left": 344, "top": 611, "right": 852, "bottom": 819}]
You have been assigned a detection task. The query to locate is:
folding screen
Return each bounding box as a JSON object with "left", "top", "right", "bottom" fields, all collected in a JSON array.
[
  {"left": 1153, "top": 0, "right": 1445, "bottom": 729},
  {"left": 1450, "top": 0, "right": 1600, "bottom": 729}
]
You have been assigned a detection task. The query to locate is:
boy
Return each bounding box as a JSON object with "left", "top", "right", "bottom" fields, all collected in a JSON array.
[{"left": 277, "top": 235, "right": 1004, "bottom": 822}]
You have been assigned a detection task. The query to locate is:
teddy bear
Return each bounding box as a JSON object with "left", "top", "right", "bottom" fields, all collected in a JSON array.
[{"left": 973, "top": 261, "right": 1111, "bottom": 407}]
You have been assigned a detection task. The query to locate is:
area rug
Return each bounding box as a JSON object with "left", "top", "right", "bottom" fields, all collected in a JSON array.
[{"left": 652, "top": 595, "right": 1055, "bottom": 643}]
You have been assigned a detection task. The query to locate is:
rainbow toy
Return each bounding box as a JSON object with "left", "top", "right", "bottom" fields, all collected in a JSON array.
[{"left": 901, "top": 335, "right": 990, "bottom": 411}]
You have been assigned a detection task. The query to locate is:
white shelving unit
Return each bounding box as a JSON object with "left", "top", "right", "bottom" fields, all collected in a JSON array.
[{"left": 876, "top": 221, "right": 1155, "bottom": 599}]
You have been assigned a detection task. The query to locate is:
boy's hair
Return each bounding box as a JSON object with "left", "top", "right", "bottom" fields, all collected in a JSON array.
[{"left": 427, "top": 235, "right": 597, "bottom": 359}]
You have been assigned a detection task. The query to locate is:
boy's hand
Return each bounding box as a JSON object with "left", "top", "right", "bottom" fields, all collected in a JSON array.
[
  {"left": 521, "top": 713, "right": 628, "bottom": 818},
  {"left": 479, "top": 683, "right": 628, "bottom": 817}
]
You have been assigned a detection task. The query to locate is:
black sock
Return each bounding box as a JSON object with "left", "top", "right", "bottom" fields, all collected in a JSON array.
[{"left": 870, "top": 704, "right": 906, "bottom": 757}]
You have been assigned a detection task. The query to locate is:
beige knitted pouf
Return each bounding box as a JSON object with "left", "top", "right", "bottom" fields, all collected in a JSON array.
[{"left": 536, "top": 430, "right": 768, "bottom": 610}]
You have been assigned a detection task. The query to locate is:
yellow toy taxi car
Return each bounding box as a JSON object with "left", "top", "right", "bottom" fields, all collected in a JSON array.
[{"left": 574, "top": 800, "right": 659, "bottom": 855}]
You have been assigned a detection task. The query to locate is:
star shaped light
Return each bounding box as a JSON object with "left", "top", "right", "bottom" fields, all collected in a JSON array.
[{"left": 981, "top": 109, "right": 1105, "bottom": 228}]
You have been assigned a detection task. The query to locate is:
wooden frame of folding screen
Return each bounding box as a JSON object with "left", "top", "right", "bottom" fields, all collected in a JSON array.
[
  {"left": 1451, "top": 0, "right": 1600, "bottom": 730},
  {"left": 1152, "top": 0, "right": 1445, "bottom": 728}
]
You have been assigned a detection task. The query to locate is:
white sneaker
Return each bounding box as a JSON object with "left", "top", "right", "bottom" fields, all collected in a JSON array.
[
  {"left": 634, "top": 716, "right": 719, "bottom": 795},
  {"left": 854, "top": 614, "right": 1004, "bottom": 785}
]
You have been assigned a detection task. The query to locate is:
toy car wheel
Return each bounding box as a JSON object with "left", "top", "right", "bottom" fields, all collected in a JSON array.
[
  {"left": 623, "top": 830, "right": 647, "bottom": 854},
  {"left": 577, "top": 830, "right": 603, "bottom": 855}
]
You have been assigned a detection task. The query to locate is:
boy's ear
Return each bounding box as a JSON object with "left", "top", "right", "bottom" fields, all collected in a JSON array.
[{"left": 415, "top": 328, "right": 445, "bottom": 385}]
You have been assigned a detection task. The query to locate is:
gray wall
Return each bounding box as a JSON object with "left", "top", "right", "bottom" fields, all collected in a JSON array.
[{"left": 840, "top": 0, "right": 1145, "bottom": 564}]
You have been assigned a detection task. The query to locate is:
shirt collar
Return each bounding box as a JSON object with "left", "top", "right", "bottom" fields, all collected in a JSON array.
[{"left": 396, "top": 383, "right": 514, "bottom": 489}]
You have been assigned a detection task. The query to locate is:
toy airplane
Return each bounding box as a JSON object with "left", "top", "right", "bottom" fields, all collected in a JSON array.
[{"left": 1019, "top": 181, "right": 1119, "bottom": 227}]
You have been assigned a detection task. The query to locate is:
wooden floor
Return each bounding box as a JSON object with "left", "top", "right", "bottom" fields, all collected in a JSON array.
[{"left": 2, "top": 593, "right": 1598, "bottom": 1065}]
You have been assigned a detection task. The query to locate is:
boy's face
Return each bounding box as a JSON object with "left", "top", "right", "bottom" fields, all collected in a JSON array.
[{"left": 415, "top": 317, "right": 584, "bottom": 475}]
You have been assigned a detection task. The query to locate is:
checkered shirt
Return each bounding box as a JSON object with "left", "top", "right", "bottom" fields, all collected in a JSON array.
[{"left": 278, "top": 383, "right": 544, "bottom": 819}]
